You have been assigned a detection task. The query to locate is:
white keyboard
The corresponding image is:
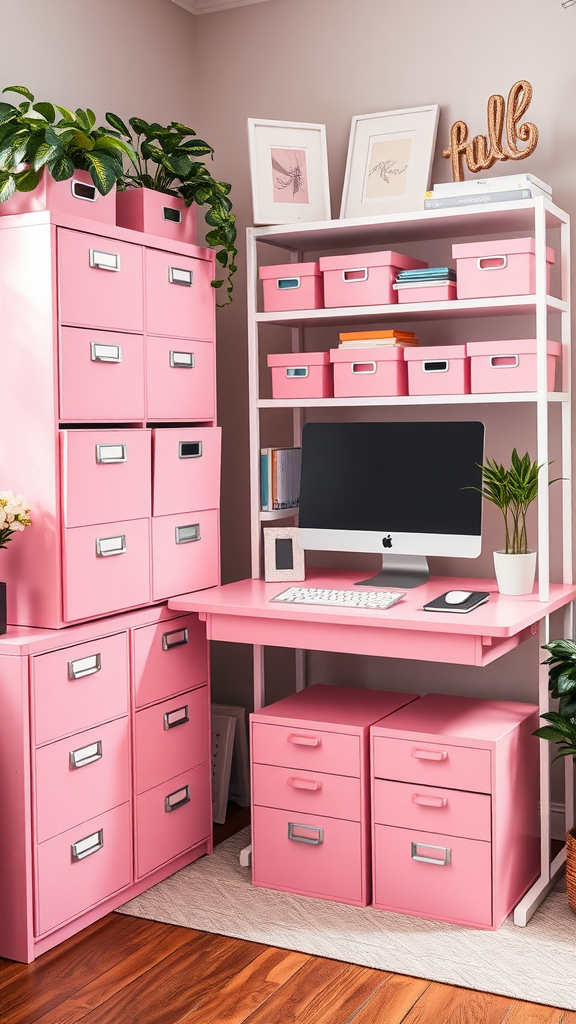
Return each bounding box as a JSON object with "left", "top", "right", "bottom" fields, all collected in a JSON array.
[{"left": 271, "top": 586, "right": 406, "bottom": 610}]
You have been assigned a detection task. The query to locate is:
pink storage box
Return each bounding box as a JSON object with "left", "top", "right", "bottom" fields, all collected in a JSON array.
[
  {"left": 396, "top": 283, "right": 457, "bottom": 304},
  {"left": 452, "top": 237, "right": 555, "bottom": 299},
  {"left": 259, "top": 262, "right": 323, "bottom": 312},
  {"left": 268, "top": 351, "right": 333, "bottom": 399},
  {"left": 329, "top": 347, "right": 407, "bottom": 398},
  {"left": 466, "top": 339, "right": 562, "bottom": 394},
  {"left": 319, "top": 251, "right": 427, "bottom": 308},
  {"left": 404, "top": 345, "right": 470, "bottom": 396}
]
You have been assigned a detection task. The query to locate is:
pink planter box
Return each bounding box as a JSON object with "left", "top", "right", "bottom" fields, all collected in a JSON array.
[
  {"left": 259, "top": 262, "right": 323, "bottom": 312},
  {"left": 452, "top": 237, "right": 555, "bottom": 299},
  {"left": 397, "top": 283, "right": 457, "bottom": 304},
  {"left": 319, "top": 251, "right": 427, "bottom": 307},
  {"left": 330, "top": 347, "right": 407, "bottom": 398},
  {"left": 404, "top": 345, "right": 470, "bottom": 396},
  {"left": 467, "top": 339, "right": 562, "bottom": 393},
  {"left": 0, "top": 169, "right": 116, "bottom": 224},
  {"left": 268, "top": 351, "right": 333, "bottom": 399},
  {"left": 116, "top": 189, "right": 196, "bottom": 244}
]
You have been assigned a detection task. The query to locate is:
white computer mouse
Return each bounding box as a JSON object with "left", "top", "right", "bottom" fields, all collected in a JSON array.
[{"left": 444, "top": 590, "right": 474, "bottom": 605}]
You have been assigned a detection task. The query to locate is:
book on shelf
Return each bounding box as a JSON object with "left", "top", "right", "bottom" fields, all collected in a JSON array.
[
  {"left": 424, "top": 189, "right": 545, "bottom": 210},
  {"left": 429, "top": 172, "right": 552, "bottom": 197},
  {"left": 395, "top": 267, "right": 456, "bottom": 282},
  {"left": 338, "top": 329, "right": 418, "bottom": 349},
  {"left": 260, "top": 446, "right": 301, "bottom": 511},
  {"left": 339, "top": 330, "right": 416, "bottom": 340}
]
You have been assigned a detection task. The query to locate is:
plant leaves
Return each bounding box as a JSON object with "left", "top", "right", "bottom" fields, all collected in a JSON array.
[
  {"left": 47, "top": 152, "right": 75, "bottom": 181},
  {"left": 84, "top": 150, "right": 120, "bottom": 194},
  {"left": 0, "top": 173, "right": 16, "bottom": 202},
  {"left": 32, "top": 142, "right": 60, "bottom": 170},
  {"left": 14, "top": 165, "right": 42, "bottom": 192},
  {"left": 74, "top": 108, "right": 93, "bottom": 132},
  {"left": 55, "top": 104, "right": 75, "bottom": 121},
  {"left": 105, "top": 112, "right": 131, "bottom": 137},
  {"left": 129, "top": 116, "right": 150, "bottom": 135},
  {"left": 32, "top": 102, "right": 56, "bottom": 123},
  {"left": 3, "top": 85, "right": 35, "bottom": 101}
]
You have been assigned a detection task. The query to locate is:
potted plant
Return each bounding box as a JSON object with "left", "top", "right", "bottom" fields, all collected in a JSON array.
[{"left": 0, "top": 490, "right": 32, "bottom": 635}]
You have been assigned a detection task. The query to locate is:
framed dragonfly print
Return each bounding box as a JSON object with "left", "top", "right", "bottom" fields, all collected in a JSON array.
[{"left": 248, "top": 118, "right": 331, "bottom": 224}]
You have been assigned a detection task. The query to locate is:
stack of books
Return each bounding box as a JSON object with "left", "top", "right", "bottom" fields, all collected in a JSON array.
[
  {"left": 338, "top": 329, "right": 419, "bottom": 349},
  {"left": 424, "top": 173, "right": 552, "bottom": 210},
  {"left": 393, "top": 267, "right": 456, "bottom": 294},
  {"left": 260, "top": 446, "right": 302, "bottom": 511}
]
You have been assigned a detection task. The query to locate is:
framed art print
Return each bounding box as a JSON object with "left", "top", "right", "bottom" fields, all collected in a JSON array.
[
  {"left": 340, "top": 105, "right": 439, "bottom": 218},
  {"left": 248, "top": 118, "right": 331, "bottom": 225},
  {"left": 263, "top": 527, "right": 305, "bottom": 582}
]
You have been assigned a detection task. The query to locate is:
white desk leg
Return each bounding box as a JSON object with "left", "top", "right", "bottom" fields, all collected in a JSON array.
[
  {"left": 295, "top": 648, "right": 306, "bottom": 692},
  {"left": 240, "top": 644, "right": 265, "bottom": 868}
]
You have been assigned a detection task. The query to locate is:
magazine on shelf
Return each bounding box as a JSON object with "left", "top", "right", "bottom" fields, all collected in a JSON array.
[
  {"left": 260, "top": 446, "right": 301, "bottom": 511},
  {"left": 429, "top": 172, "right": 552, "bottom": 197}
]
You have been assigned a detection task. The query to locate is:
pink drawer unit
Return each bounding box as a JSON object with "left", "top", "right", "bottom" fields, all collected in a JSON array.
[
  {"left": 58, "top": 228, "right": 143, "bottom": 332},
  {"left": 152, "top": 427, "right": 221, "bottom": 517},
  {"left": 0, "top": 169, "right": 116, "bottom": 222},
  {"left": 452, "top": 237, "right": 555, "bottom": 299},
  {"left": 397, "top": 283, "right": 457, "bottom": 304},
  {"left": 145, "top": 336, "right": 215, "bottom": 421},
  {"left": 61, "top": 429, "right": 152, "bottom": 528},
  {"left": 252, "top": 721, "right": 360, "bottom": 777},
  {"left": 135, "top": 762, "right": 211, "bottom": 878},
  {"left": 116, "top": 188, "right": 196, "bottom": 244},
  {"left": 467, "top": 339, "right": 561, "bottom": 394},
  {"left": 319, "top": 251, "right": 427, "bottom": 308},
  {"left": 62, "top": 518, "right": 150, "bottom": 623},
  {"left": 252, "top": 763, "right": 361, "bottom": 822},
  {"left": 151, "top": 509, "right": 219, "bottom": 602},
  {"left": 259, "top": 262, "right": 323, "bottom": 312},
  {"left": 32, "top": 632, "right": 129, "bottom": 745},
  {"left": 372, "top": 735, "right": 491, "bottom": 793},
  {"left": 330, "top": 346, "right": 407, "bottom": 398},
  {"left": 134, "top": 686, "right": 209, "bottom": 794},
  {"left": 144, "top": 248, "right": 215, "bottom": 341},
  {"left": 133, "top": 613, "right": 207, "bottom": 708},
  {"left": 35, "top": 802, "right": 132, "bottom": 936},
  {"left": 404, "top": 345, "right": 470, "bottom": 396},
  {"left": 35, "top": 717, "right": 130, "bottom": 844},
  {"left": 59, "top": 328, "right": 145, "bottom": 422},
  {"left": 268, "top": 351, "right": 333, "bottom": 399},
  {"left": 373, "top": 779, "right": 491, "bottom": 842}
]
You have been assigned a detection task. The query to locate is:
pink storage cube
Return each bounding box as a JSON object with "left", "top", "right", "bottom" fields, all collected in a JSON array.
[
  {"left": 319, "top": 251, "right": 427, "bottom": 308},
  {"left": 452, "top": 237, "right": 555, "bottom": 299},
  {"left": 397, "top": 283, "right": 457, "bottom": 304},
  {"left": 404, "top": 345, "right": 470, "bottom": 396},
  {"left": 467, "top": 339, "right": 562, "bottom": 394},
  {"left": 268, "top": 352, "right": 333, "bottom": 399},
  {"left": 259, "top": 262, "right": 323, "bottom": 312},
  {"left": 330, "top": 347, "right": 407, "bottom": 398}
]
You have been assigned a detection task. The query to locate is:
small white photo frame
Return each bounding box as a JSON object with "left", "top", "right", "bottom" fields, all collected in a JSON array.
[
  {"left": 264, "top": 526, "right": 305, "bottom": 582},
  {"left": 248, "top": 118, "right": 331, "bottom": 225}
]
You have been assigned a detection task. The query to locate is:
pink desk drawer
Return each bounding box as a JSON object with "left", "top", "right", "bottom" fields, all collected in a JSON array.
[
  {"left": 59, "top": 328, "right": 145, "bottom": 422},
  {"left": 145, "top": 337, "right": 215, "bottom": 421},
  {"left": 33, "top": 632, "right": 129, "bottom": 745},
  {"left": 372, "top": 736, "right": 491, "bottom": 794},
  {"left": 251, "top": 722, "right": 360, "bottom": 777},
  {"left": 35, "top": 717, "right": 130, "bottom": 844},
  {"left": 135, "top": 762, "right": 211, "bottom": 878},
  {"left": 330, "top": 347, "right": 407, "bottom": 398},
  {"left": 144, "top": 248, "right": 215, "bottom": 340},
  {"left": 319, "top": 251, "right": 427, "bottom": 308},
  {"left": 133, "top": 613, "right": 207, "bottom": 708},
  {"left": 253, "top": 763, "right": 361, "bottom": 821},
  {"left": 467, "top": 339, "right": 561, "bottom": 394},
  {"left": 63, "top": 518, "right": 150, "bottom": 622},
  {"left": 152, "top": 428, "right": 221, "bottom": 517},
  {"left": 405, "top": 345, "right": 470, "bottom": 396},
  {"left": 452, "top": 237, "right": 554, "bottom": 299},
  {"left": 267, "top": 352, "right": 333, "bottom": 399},
  {"left": 61, "top": 429, "right": 151, "bottom": 528},
  {"left": 373, "top": 824, "right": 492, "bottom": 926},
  {"left": 151, "top": 509, "right": 219, "bottom": 602},
  {"left": 373, "top": 779, "right": 491, "bottom": 842},
  {"left": 58, "top": 228, "right": 143, "bottom": 332},
  {"left": 252, "top": 805, "right": 363, "bottom": 904},
  {"left": 260, "top": 262, "right": 323, "bottom": 312},
  {"left": 35, "top": 802, "right": 132, "bottom": 936},
  {"left": 134, "top": 686, "right": 209, "bottom": 794}
]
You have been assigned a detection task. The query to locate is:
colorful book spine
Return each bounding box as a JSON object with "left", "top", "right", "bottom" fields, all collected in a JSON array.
[{"left": 260, "top": 448, "right": 301, "bottom": 510}]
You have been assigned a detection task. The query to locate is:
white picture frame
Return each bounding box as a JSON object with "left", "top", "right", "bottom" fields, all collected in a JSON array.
[
  {"left": 211, "top": 712, "right": 236, "bottom": 824},
  {"left": 248, "top": 118, "right": 331, "bottom": 225},
  {"left": 263, "top": 526, "right": 305, "bottom": 582},
  {"left": 340, "top": 105, "right": 440, "bottom": 219}
]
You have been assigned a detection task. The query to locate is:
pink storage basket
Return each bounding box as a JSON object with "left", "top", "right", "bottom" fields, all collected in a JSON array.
[
  {"left": 396, "top": 283, "right": 457, "bottom": 304},
  {"left": 319, "top": 251, "right": 427, "bottom": 308},
  {"left": 452, "top": 237, "right": 555, "bottom": 299},
  {"left": 268, "top": 352, "right": 333, "bottom": 399},
  {"left": 259, "top": 262, "right": 323, "bottom": 312},
  {"left": 466, "top": 339, "right": 562, "bottom": 394},
  {"left": 404, "top": 345, "right": 470, "bottom": 396},
  {"left": 329, "top": 347, "right": 407, "bottom": 398}
]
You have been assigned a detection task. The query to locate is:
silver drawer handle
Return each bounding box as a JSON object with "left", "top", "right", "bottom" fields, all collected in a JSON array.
[
  {"left": 342, "top": 267, "right": 368, "bottom": 282},
  {"left": 162, "top": 206, "right": 182, "bottom": 223},
  {"left": 277, "top": 277, "right": 301, "bottom": 290},
  {"left": 71, "top": 828, "right": 104, "bottom": 861},
  {"left": 89, "top": 249, "right": 121, "bottom": 272},
  {"left": 72, "top": 179, "right": 97, "bottom": 202},
  {"left": 165, "top": 785, "right": 190, "bottom": 812},
  {"left": 70, "top": 739, "right": 103, "bottom": 769},
  {"left": 162, "top": 627, "right": 189, "bottom": 651},
  {"left": 170, "top": 351, "right": 194, "bottom": 368},
  {"left": 288, "top": 822, "right": 324, "bottom": 845},
  {"left": 95, "top": 443, "right": 127, "bottom": 464},
  {"left": 411, "top": 841, "right": 451, "bottom": 866},
  {"left": 423, "top": 360, "right": 449, "bottom": 373},
  {"left": 91, "top": 342, "right": 122, "bottom": 363},
  {"left": 169, "top": 266, "right": 193, "bottom": 286},
  {"left": 179, "top": 440, "right": 202, "bottom": 459},
  {"left": 163, "top": 705, "right": 189, "bottom": 730},
  {"left": 96, "top": 534, "right": 126, "bottom": 557},
  {"left": 68, "top": 652, "right": 101, "bottom": 679},
  {"left": 175, "top": 524, "right": 200, "bottom": 544},
  {"left": 285, "top": 367, "right": 308, "bottom": 378}
]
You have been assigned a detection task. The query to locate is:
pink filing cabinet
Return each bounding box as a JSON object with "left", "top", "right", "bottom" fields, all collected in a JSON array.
[
  {"left": 452, "top": 237, "right": 555, "bottom": 299},
  {"left": 250, "top": 684, "right": 418, "bottom": 906},
  {"left": 319, "top": 251, "right": 427, "bottom": 307},
  {"left": 59, "top": 328, "right": 146, "bottom": 423},
  {"left": 259, "top": 262, "right": 323, "bottom": 312},
  {"left": 404, "top": 345, "right": 470, "bottom": 396},
  {"left": 152, "top": 427, "right": 222, "bottom": 517},
  {"left": 145, "top": 336, "right": 216, "bottom": 421},
  {"left": 466, "top": 339, "right": 561, "bottom": 394},
  {"left": 268, "top": 351, "right": 333, "bottom": 399},
  {"left": 330, "top": 346, "right": 407, "bottom": 398},
  {"left": 371, "top": 693, "right": 540, "bottom": 929}
]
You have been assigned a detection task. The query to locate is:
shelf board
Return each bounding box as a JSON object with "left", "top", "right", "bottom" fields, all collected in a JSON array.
[
  {"left": 257, "top": 392, "right": 569, "bottom": 409},
  {"left": 260, "top": 508, "right": 299, "bottom": 520}
]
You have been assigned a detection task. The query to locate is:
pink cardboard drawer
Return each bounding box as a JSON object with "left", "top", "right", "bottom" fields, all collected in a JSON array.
[
  {"left": 372, "top": 736, "right": 491, "bottom": 794},
  {"left": 330, "top": 347, "right": 407, "bottom": 398},
  {"left": 404, "top": 345, "right": 470, "bottom": 396},
  {"left": 259, "top": 262, "right": 323, "bottom": 312},
  {"left": 61, "top": 429, "right": 151, "bottom": 528},
  {"left": 33, "top": 632, "right": 129, "bottom": 746},
  {"left": 145, "top": 336, "right": 215, "bottom": 421},
  {"left": 134, "top": 686, "right": 209, "bottom": 794},
  {"left": 152, "top": 427, "right": 221, "bottom": 517},
  {"left": 58, "top": 228, "right": 143, "bottom": 333},
  {"left": 116, "top": 187, "right": 196, "bottom": 244},
  {"left": 63, "top": 518, "right": 150, "bottom": 623},
  {"left": 133, "top": 613, "right": 207, "bottom": 708},
  {"left": 373, "top": 779, "right": 491, "bottom": 842},
  {"left": 396, "top": 283, "right": 457, "bottom": 304},
  {"left": 59, "top": 328, "right": 145, "bottom": 423},
  {"left": 252, "top": 721, "right": 360, "bottom": 777},
  {"left": 35, "top": 717, "right": 130, "bottom": 844},
  {"left": 268, "top": 351, "right": 333, "bottom": 399},
  {"left": 319, "top": 251, "right": 427, "bottom": 308},
  {"left": 252, "top": 762, "right": 361, "bottom": 822},
  {"left": 1, "top": 169, "right": 116, "bottom": 223},
  {"left": 252, "top": 804, "right": 364, "bottom": 905},
  {"left": 144, "top": 248, "right": 215, "bottom": 341},
  {"left": 135, "top": 762, "right": 211, "bottom": 878},
  {"left": 151, "top": 509, "right": 219, "bottom": 602},
  {"left": 452, "top": 237, "right": 555, "bottom": 299},
  {"left": 35, "top": 801, "right": 132, "bottom": 936},
  {"left": 467, "top": 339, "right": 561, "bottom": 394},
  {"left": 372, "top": 824, "right": 492, "bottom": 927}
]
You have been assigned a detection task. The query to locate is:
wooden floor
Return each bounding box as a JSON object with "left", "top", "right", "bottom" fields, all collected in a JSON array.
[{"left": 1, "top": 810, "right": 574, "bottom": 1024}]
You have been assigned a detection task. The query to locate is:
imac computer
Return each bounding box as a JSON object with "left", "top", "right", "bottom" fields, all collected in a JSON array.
[{"left": 297, "top": 420, "right": 485, "bottom": 589}]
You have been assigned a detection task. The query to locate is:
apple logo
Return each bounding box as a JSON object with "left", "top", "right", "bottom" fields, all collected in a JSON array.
[{"left": 382, "top": 535, "right": 393, "bottom": 548}]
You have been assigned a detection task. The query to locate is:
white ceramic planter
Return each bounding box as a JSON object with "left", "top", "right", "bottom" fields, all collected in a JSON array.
[{"left": 493, "top": 550, "right": 537, "bottom": 596}]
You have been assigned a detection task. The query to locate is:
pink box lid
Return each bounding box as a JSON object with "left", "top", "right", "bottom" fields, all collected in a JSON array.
[
  {"left": 319, "top": 251, "right": 428, "bottom": 273},
  {"left": 329, "top": 347, "right": 405, "bottom": 363},
  {"left": 267, "top": 351, "right": 330, "bottom": 367},
  {"left": 452, "top": 237, "right": 555, "bottom": 263},
  {"left": 404, "top": 344, "right": 468, "bottom": 362},
  {"left": 466, "top": 339, "right": 562, "bottom": 357},
  {"left": 259, "top": 262, "right": 321, "bottom": 281}
]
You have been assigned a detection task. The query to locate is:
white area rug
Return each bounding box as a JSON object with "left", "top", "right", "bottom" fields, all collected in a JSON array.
[{"left": 117, "top": 828, "right": 576, "bottom": 1010}]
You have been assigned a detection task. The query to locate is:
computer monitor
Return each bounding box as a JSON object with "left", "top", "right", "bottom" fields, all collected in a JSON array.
[{"left": 297, "top": 420, "right": 485, "bottom": 588}]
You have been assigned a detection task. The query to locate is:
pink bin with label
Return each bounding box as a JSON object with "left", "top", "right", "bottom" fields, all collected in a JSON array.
[
  {"left": 268, "top": 352, "right": 333, "bottom": 399},
  {"left": 467, "top": 339, "right": 562, "bottom": 394},
  {"left": 452, "top": 237, "right": 555, "bottom": 299},
  {"left": 319, "top": 251, "right": 428, "bottom": 307},
  {"left": 404, "top": 345, "right": 470, "bottom": 396},
  {"left": 260, "top": 263, "right": 323, "bottom": 312},
  {"left": 330, "top": 347, "right": 407, "bottom": 398}
]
